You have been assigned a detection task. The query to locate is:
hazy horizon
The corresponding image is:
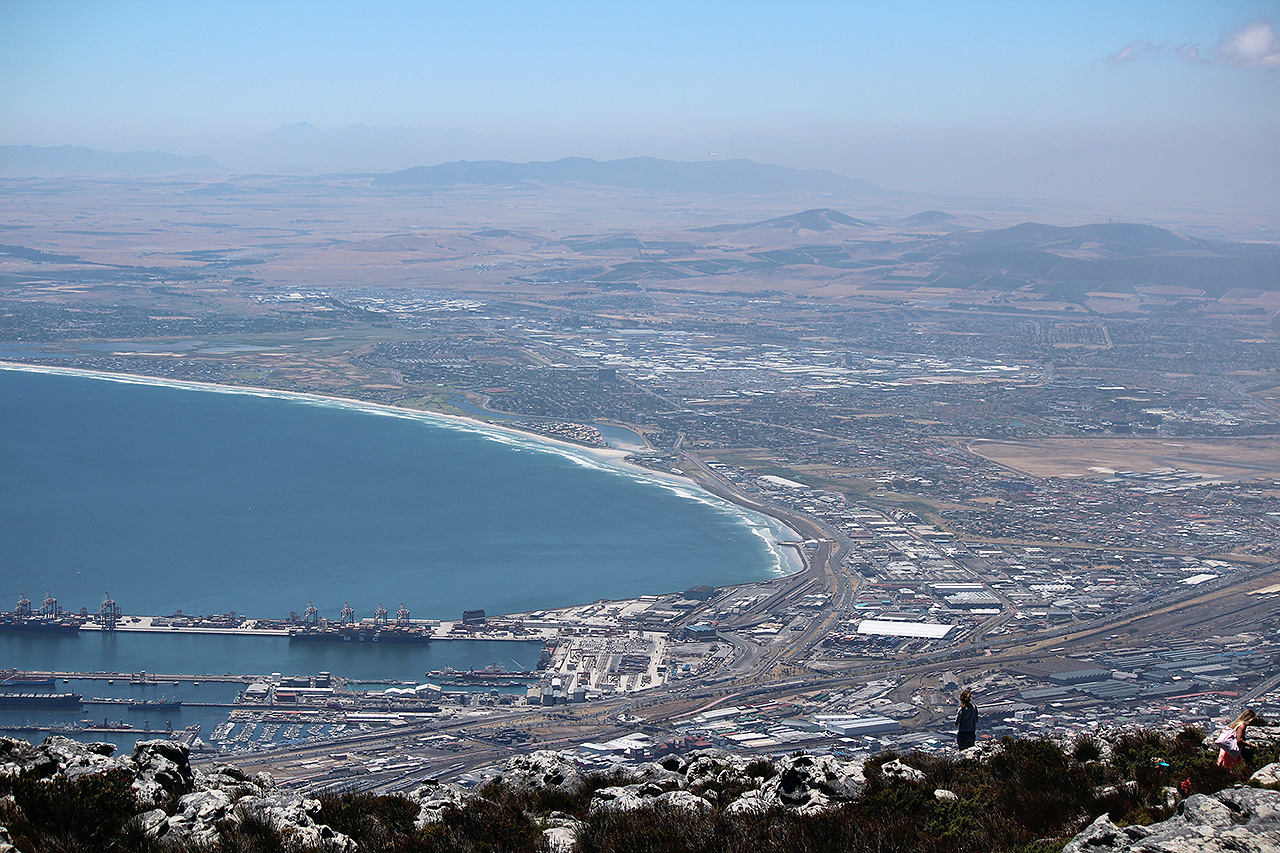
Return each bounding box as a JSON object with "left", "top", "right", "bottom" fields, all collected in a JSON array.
[{"left": 1, "top": 0, "right": 1278, "bottom": 216}]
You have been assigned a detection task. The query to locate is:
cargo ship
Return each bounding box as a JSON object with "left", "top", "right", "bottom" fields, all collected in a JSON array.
[
  {"left": 0, "top": 692, "right": 83, "bottom": 708},
  {"left": 0, "top": 616, "right": 85, "bottom": 634},
  {"left": 288, "top": 625, "right": 431, "bottom": 643}
]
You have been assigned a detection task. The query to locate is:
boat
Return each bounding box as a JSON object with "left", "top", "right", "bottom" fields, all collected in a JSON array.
[
  {"left": 289, "top": 625, "right": 431, "bottom": 643},
  {"left": 425, "top": 666, "right": 536, "bottom": 682},
  {"left": 0, "top": 692, "right": 83, "bottom": 708},
  {"left": 290, "top": 625, "right": 378, "bottom": 642},
  {"left": 0, "top": 616, "right": 84, "bottom": 634},
  {"left": 128, "top": 698, "right": 182, "bottom": 711},
  {"left": 0, "top": 674, "right": 55, "bottom": 688},
  {"left": 371, "top": 626, "right": 432, "bottom": 643}
]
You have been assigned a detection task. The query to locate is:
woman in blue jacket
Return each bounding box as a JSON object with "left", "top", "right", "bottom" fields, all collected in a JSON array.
[{"left": 957, "top": 689, "right": 978, "bottom": 749}]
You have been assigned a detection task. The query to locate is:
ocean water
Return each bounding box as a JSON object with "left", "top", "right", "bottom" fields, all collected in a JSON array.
[{"left": 0, "top": 366, "right": 793, "bottom": 624}]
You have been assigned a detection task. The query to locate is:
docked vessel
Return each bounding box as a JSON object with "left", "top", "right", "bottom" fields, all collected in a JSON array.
[
  {"left": 0, "top": 692, "right": 83, "bottom": 708},
  {"left": 0, "top": 673, "right": 56, "bottom": 688},
  {"left": 0, "top": 616, "right": 84, "bottom": 634},
  {"left": 128, "top": 698, "right": 182, "bottom": 711},
  {"left": 425, "top": 665, "right": 537, "bottom": 682},
  {"left": 289, "top": 625, "right": 431, "bottom": 643}
]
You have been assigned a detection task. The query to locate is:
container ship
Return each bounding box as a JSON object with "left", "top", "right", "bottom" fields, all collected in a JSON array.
[
  {"left": 0, "top": 615, "right": 85, "bottom": 634},
  {"left": 288, "top": 625, "right": 431, "bottom": 643}
]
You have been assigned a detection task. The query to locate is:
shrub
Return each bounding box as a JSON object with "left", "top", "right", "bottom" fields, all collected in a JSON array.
[
  {"left": 217, "top": 805, "right": 288, "bottom": 853},
  {"left": 5, "top": 768, "right": 139, "bottom": 851},
  {"left": 317, "top": 789, "right": 419, "bottom": 848}
]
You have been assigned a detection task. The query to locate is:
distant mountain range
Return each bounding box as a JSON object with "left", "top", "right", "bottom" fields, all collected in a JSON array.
[
  {"left": 372, "top": 157, "right": 886, "bottom": 196},
  {"left": 0, "top": 145, "right": 221, "bottom": 175},
  {"left": 535, "top": 209, "right": 1280, "bottom": 296}
]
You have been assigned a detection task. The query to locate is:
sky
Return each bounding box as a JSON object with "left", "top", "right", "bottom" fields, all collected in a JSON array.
[{"left": 1, "top": 0, "right": 1277, "bottom": 211}]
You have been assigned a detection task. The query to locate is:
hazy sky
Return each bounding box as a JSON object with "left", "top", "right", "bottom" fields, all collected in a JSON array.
[{"left": 1, "top": 0, "right": 1277, "bottom": 210}]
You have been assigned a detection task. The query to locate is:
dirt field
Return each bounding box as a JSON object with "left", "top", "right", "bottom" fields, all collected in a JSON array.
[{"left": 961, "top": 436, "right": 1280, "bottom": 480}]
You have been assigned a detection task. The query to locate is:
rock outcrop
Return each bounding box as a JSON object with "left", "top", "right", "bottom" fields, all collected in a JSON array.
[
  {"left": 1252, "top": 762, "right": 1280, "bottom": 788},
  {"left": 1062, "top": 787, "right": 1280, "bottom": 853},
  {"left": 0, "top": 735, "right": 355, "bottom": 850}
]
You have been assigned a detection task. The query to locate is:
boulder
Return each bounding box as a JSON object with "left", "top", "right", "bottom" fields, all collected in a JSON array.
[
  {"left": 1061, "top": 787, "right": 1280, "bottom": 853},
  {"left": 132, "top": 808, "right": 170, "bottom": 839},
  {"left": 1251, "top": 762, "right": 1280, "bottom": 788},
  {"left": 752, "top": 754, "right": 866, "bottom": 814},
  {"left": 587, "top": 781, "right": 712, "bottom": 814},
  {"left": 495, "top": 750, "right": 584, "bottom": 793},
  {"left": 682, "top": 751, "right": 750, "bottom": 789},
  {"left": 7, "top": 736, "right": 129, "bottom": 781},
  {"left": 628, "top": 760, "right": 686, "bottom": 791},
  {"left": 198, "top": 763, "right": 272, "bottom": 801},
  {"left": 130, "top": 739, "right": 195, "bottom": 807},
  {"left": 409, "top": 780, "right": 469, "bottom": 828},
  {"left": 589, "top": 784, "right": 649, "bottom": 813},
  {"left": 724, "top": 790, "right": 770, "bottom": 816},
  {"left": 656, "top": 790, "right": 715, "bottom": 812},
  {"left": 233, "top": 796, "right": 357, "bottom": 852},
  {"left": 166, "top": 788, "right": 236, "bottom": 846},
  {"left": 544, "top": 812, "right": 582, "bottom": 853},
  {"left": 878, "top": 758, "right": 925, "bottom": 784}
]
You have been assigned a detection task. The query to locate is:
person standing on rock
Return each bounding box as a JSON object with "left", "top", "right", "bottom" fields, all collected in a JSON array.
[
  {"left": 956, "top": 689, "right": 979, "bottom": 749},
  {"left": 1216, "top": 708, "right": 1257, "bottom": 772}
]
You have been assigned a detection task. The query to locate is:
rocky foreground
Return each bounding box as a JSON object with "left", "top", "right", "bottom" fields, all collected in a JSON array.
[{"left": 0, "top": 729, "right": 1278, "bottom": 852}]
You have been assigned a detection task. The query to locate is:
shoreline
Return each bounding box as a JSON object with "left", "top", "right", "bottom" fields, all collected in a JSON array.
[{"left": 0, "top": 360, "right": 807, "bottom": 604}]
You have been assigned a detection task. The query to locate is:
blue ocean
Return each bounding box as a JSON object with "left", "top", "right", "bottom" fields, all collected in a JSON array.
[{"left": 0, "top": 366, "right": 791, "bottom": 623}]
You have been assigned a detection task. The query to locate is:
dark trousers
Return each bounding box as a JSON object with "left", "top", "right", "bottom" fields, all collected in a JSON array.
[{"left": 958, "top": 730, "right": 976, "bottom": 749}]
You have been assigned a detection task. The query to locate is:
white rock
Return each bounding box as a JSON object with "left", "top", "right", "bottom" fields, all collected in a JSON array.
[
  {"left": 1062, "top": 788, "right": 1280, "bottom": 853},
  {"left": 656, "top": 790, "right": 715, "bottom": 812},
  {"left": 879, "top": 758, "right": 925, "bottom": 784},
  {"left": 1251, "top": 762, "right": 1280, "bottom": 788}
]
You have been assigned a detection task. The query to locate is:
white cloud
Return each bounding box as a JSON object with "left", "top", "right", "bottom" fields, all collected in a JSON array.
[
  {"left": 1123, "top": 19, "right": 1280, "bottom": 70},
  {"left": 1215, "top": 18, "right": 1280, "bottom": 69},
  {"left": 1107, "top": 40, "right": 1162, "bottom": 65},
  {"left": 1175, "top": 43, "right": 1207, "bottom": 65}
]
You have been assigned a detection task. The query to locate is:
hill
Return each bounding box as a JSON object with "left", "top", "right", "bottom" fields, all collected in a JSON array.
[
  {"left": 952, "top": 222, "right": 1211, "bottom": 256},
  {"left": 372, "top": 157, "right": 886, "bottom": 195},
  {"left": 697, "top": 207, "right": 872, "bottom": 234}
]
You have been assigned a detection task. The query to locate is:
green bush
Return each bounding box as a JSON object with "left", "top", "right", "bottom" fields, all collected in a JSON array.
[
  {"left": 5, "top": 768, "right": 139, "bottom": 852},
  {"left": 317, "top": 789, "right": 420, "bottom": 848}
]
